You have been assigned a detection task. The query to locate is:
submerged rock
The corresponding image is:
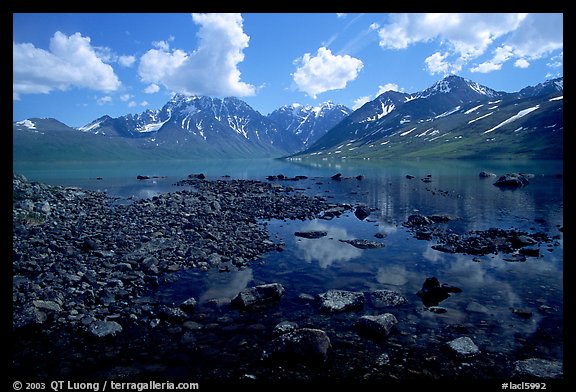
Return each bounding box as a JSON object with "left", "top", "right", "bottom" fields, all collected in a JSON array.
[
  {"left": 265, "top": 328, "right": 331, "bottom": 363},
  {"left": 445, "top": 336, "right": 480, "bottom": 359},
  {"left": 272, "top": 321, "right": 299, "bottom": 336},
  {"left": 513, "top": 358, "right": 563, "bottom": 379},
  {"left": 417, "top": 277, "right": 462, "bottom": 307},
  {"left": 294, "top": 230, "right": 328, "bottom": 239},
  {"left": 370, "top": 290, "right": 407, "bottom": 308},
  {"left": 317, "top": 289, "right": 365, "bottom": 313},
  {"left": 354, "top": 205, "right": 371, "bottom": 220},
  {"left": 355, "top": 313, "right": 398, "bottom": 339},
  {"left": 88, "top": 320, "right": 123, "bottom": 338},
  {"left": 493, "top": 173, "right": 530, "bottom": 188},
  {"left": 339, "top": 239, "right": 384, "bottom": 249},
  {"left": 231, "top": 283, "right": 285, "bottom": 310}
]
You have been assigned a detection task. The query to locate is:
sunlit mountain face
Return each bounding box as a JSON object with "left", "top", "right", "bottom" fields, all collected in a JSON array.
[{"left": 14, "top": 76, "right": 562, "bottom": 161}]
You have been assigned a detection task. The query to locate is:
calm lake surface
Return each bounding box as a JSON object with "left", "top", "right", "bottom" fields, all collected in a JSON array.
[{"left": 13, "top": 158, "right": 564, "bottom": 380}]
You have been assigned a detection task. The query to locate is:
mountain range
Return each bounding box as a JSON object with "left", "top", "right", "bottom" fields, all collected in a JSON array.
[
  {"left": 13, "top": 75, "right": 563, "bottom": 161},
  {"left": 294, "top": 75, "right": 563, "bottom": 160}
]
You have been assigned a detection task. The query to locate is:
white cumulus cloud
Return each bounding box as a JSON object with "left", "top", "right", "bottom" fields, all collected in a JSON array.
[
  {"left": 138, "top": 13, "right": 255, "bottom": 97},
  {"left": 97, "top": 95, "right": 113, "bottom": 105},
  {"left": 514, "top": 59, "right": 530, "bottom": 68},
  {"left": 375, "top": 13, "right": 562, "bottom": 75},
  {"left": 144, "top": 83, "right": 160, "bottom": 94},
  {"left": 352, "top": 96, "right": 371, "bottom": 110},
  {"left": 292, "top": 47, "right": 363, "bottom": 98},
  {"left": 376, "top": 83, "right": 400, "bottom": 95},
  {"left": 353, "top": 82, "right": 403, "bottom": 110},
  {"left": 471, "top": 44, "right": 517, "bottom": 73},
  {"left": 506, "top": 13, "right": 563, "bottom": 60},
  {"left": 118, "top": 55, "right": 136, "bottom": 67},
  {"left": 425, "top": 52, "right": 450, "bottom": 74},
  {"left": 13, "top": 31, "right": 121, "bottom": 99}
]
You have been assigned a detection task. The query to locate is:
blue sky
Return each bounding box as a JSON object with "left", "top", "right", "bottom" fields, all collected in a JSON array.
[{"left": 13, "top": 13, "right": 563, "bottom": 127}]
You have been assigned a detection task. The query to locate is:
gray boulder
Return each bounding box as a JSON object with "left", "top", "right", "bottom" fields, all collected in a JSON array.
[
  {"left": 355, "top": 313, "right": 398, "bottom": 339},
  {"left": 370, "top": 290, "right": 407, "bottom": 308},
  {"left": 493, "top": 173, "right": 529, "bottom": 188},
  {"left": 232, "top": 283, "right": 285, "bottom": 310},
  {"left": 317, "top": 289, "right": 365, "bottom": 313},
  {"left": 266, "top": 328, "right": 331, "bottom": 363},
  {"left": 88, "top": 320, "right": 123, "bottom": 338},
  {"left": 445, "top": 336, "right": 480, "bottom": 359},
  {"left": 513, "top": 358, "right": 563, "bottom": 379}
]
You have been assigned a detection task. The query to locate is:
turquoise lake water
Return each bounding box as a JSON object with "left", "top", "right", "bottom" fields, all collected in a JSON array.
[{"left": 13, "top": 158, "right": 564, "bottom": 379}]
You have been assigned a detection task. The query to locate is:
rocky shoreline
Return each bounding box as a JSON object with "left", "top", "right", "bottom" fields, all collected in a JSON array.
[
  {"left": 13, "top": 173, "right": 352, "bottom": 332},
  {"left": 12, "top": 173, "right": 563, "bottom": 382}
]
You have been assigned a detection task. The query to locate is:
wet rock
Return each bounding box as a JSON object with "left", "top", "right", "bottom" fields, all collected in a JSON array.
[
  {"left": 272, "top": 321, "right": 299, "bottom": 336},
  {"left": 370, "top": 290, "right": 407, "bottom": 308},
  {"left": 317, "top": 289, "right": 365, "bottom": 313},
  {"left": 504, "top": 254, "right": 527, "bottom": 262},
  {"left": 404, "top": 214, "right": 434, "bottom": 227},
  {"left": 415, "top": 229, "right": 433, "bottom": 240},
  {"left": 157, "top": 305, "right": 188, "bottom": 323},
  {"left": 445, "top": 336, "right": 480, "bottom": 359},
  {"left": 416, "top": 277, "right": 462, "bottom": 307},
  {"left": 479, "top": 171, "right": 496, "bottom": 178},
  {"left": 179, "top": 297, "right": 197, "bottom": 312},
  {"left": 319, "top": 206, "right": 348, "bottom": 220},
  {"left": 512, "top": 308, "right": 533, "bottom": 319},
  {"left": 427, "top": 306, "right": 448, "bottom": 314},
  {"left": 428, "top": 214, "right": 452, "bottom": 223},
  {"left": 512, "top": 358, "right": 563, "bottom": 379},
  {"left": 519, "top": 247, "right": 540, "bottom": 257},
  {"left": 33, "top": 300, "right": 62, "bottom": 313},
  {"left": 13, "top": 306, "right": 49, "bottom": 329},
  {"left": 355, "top": 313, "right": 398, "bottom": 339},
  {"left": 493, "top": 173, "right": 529, "bottom": 188},
  {"left": 297, "top": 293, "right": 316, "bottom": 303},
  {"left": 354, "top": 205, "right": 371, "bottom": 220},
  {"left": 331, "top": 173, "right": 342, "bottom": 181},
  {"left": 294, "top": 230, "right": 328, "bottom": 239},
  {"left": 231, "top": 283, "right": 285, "bottom": 310},
  {"left": 266, "top": 328, "right": 331, "bottom": 363},
  {"left": 375, "top": 352, "right": 390, "bottom": 366},
  {"left": 88, "top": 320, "right": 123, "bottom": 338},
  {"left": 339, "top": 239, "right": 384, "bottom": 249}
]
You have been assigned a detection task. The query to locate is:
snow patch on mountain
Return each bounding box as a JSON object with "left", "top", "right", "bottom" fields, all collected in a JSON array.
[
  {"left": 400, "top": 127, "right": 417, "bottom": 136},
  {"left": 483, "top": 105, "right": 540, "bottom": 134},
  {"left": 138, "top": 120, "right": 168, "bottom": 133},
  {"left": 435, "top": 106, "right": 461, "bottom": 118},
  {"left": 16, "top": 119, "right": 37, "bottom": 129},
  {"left": 465, "top": 104, "right": 484, "bottom": 115},
  {"left": 468, "top": 112, "right": 494, "bottom": 124},
  {"left": 78, "top": 121, "right": 101, "bottom": 132},
  {"left": 228, "top": 115, "right": 250, "bottom": 138}
]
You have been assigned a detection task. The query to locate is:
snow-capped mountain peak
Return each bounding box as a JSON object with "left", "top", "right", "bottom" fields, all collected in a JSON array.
[
  {"left": 267, "top": 101, "right": 352, "bottom": 146},
  {"left": 417, "top": 74, "right": 500, "bottom": 100}
]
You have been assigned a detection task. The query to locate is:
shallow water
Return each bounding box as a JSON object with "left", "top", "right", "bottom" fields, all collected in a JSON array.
[{"left": 13, "top": 158, "right": 564, "bottom": 380}]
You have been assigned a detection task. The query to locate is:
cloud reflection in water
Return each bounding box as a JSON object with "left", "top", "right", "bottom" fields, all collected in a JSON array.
[
  {"left": 294, "top": 220, "right": 362, "bottom": 268},
  {"left": 199, "top": 268, "right": 253, "bottom": 304}
]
